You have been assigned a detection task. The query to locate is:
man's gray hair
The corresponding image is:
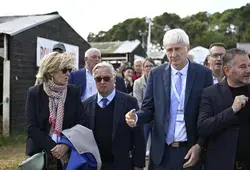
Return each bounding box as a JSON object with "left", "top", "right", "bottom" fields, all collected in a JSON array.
[
  {"left": 163, "top": 28, "right": 190, "bottom": 47},
  {"left": 134, "top": 59, "right": 143, "bottom": 64},
  {"left": 93, "top": 62, "right": 116, "bottom": 77},
  {"left": 223, "top": 48, "right": 248, "bottom": 67},
  {"left": 85, "top": 48, "right": 101, "bottom": 58}
]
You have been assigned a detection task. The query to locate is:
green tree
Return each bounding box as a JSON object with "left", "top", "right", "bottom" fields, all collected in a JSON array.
[
  {"left": 241, "top": 24, "right": 250, "bottom": 42},
  {"left": 87, "top": 3, "right": 249, "bottom": 50}
]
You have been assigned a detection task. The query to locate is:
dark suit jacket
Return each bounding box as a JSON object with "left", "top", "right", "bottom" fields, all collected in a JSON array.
[
  {"left": 68, "top": 68, "right": 127, "bottom": 96},
  {"left": 82, "top": 91, "right": 145, "bottom": 170},
  {"left": 198, "top": 80, "right": 249, "bottom": 170},
  {"left": 25, "top": 84, "right": 83, "bottom": 156},
  {"left": 136, "top": 61, "right": 213, "bottom": 165}
]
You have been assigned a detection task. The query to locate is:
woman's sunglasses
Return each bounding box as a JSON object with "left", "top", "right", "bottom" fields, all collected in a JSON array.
[
  {"left": 94, "top": 76, "right": 111, "bottom": 82},
  {"left": 61, "top": 67, "right": 72, "bottom": 74}
]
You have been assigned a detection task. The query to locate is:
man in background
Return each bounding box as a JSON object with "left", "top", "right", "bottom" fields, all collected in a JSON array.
[
  {"left": 207, "top": 43, "right": 226, "bottom": 83},
  {"left": 52, "top": 43, "right": 66, "bottom": 53},
  {"left": 69, "top": 48, "right": 127, "bottom": 102}
]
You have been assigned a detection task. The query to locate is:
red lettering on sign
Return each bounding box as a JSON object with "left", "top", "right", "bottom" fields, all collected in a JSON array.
[{"left": 40, "top": 46, "right": 52, "bottom": 60}]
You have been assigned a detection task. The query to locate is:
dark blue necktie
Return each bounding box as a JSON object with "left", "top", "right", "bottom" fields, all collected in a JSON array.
[{"left": 101, "top": 98, "right": 109, "bottom": 108}]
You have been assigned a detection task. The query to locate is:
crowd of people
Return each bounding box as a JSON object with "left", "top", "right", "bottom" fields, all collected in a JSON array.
[{"left": 24, "top": 28, "right": 250, "bottom": 170}]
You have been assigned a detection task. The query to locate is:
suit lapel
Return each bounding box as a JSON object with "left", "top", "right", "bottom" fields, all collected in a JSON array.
[
  {"left": 219, "top": 79, "right": 234, "bottom": 107},
  {"left": 248, "top": 85, "right": 250, "bottom": 97},
  {"left": 81, "top": 68, "right": 87, "bottom": 95},
  {"left": 163, "top": 64, "right": 171, "bottom": 122},
  {"left": 184, "top": 62, "right": 197, "bottom": 109},
  {"left": 112, "top": 91, "right": 124, "bottom": 141},
  {"left": 63, "top": 87, "right": 70, "bottom": 127},
  {"left": 89, "top": 95, "right": 97, "bottom": 130},
  {"left": 141, "top": 77, "right": 147, "bottom": 95},
  {"left": 40, "top": 86, "right": 50, "bottom": 129},
  {"left": 142, "top": 76, "right": 147, "bottom": 88}
]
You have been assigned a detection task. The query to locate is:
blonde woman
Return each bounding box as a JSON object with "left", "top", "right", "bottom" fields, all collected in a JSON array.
[{"left": 25, "top": 52, "right": 83, "bottom": 169}]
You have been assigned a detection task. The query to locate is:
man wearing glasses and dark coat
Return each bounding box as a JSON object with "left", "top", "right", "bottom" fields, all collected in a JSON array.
[{"left": 81, "top": 62, "right": 145, "bottom": 170}]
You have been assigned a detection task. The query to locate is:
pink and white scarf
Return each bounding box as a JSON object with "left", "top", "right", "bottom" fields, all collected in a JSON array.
[{"left": 43, "top": 80, "right": 67, "bottom": 136}]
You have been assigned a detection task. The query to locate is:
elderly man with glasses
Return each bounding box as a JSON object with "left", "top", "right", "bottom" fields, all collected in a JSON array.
[{"left": 81, "top": 62, "right": 145, "bottom": 170}]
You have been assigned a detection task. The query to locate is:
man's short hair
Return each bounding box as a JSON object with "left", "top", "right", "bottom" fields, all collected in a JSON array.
[
  {"left": 85, "top": 48, "right": 101, "bottom": 58},
  {"left": 209, "top": 43, "right": 227, "bottom": 50},
  {"left": 163, "top": 28, "right": 189, "bottom": 47},
  {"left": 222, "top": 48, "right": 248, "bottom": 67},
  {"left": 93, "top": 62, "right": 116, "bottom": 77},
  {"left": 134, "top": 59, "right": 143, "bottom": 65},
  {"left": 52, "top": 43, "right": 66, "bottom": 53}
]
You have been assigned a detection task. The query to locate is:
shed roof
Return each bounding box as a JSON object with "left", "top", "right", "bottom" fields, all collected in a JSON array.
[
  {"left": 148, "top": 51, "right": 166, "bottom": 59},
  {"left": 0, "top": 12, "right": 60, "bottom": 35},
  {"left": 90, "top": 40, "right": 141, "bottom": 54}
]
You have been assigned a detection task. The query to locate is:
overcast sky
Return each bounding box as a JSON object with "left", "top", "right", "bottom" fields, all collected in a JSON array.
[{"left": 0, "top": 0, "right": 249, "bottom": 39}]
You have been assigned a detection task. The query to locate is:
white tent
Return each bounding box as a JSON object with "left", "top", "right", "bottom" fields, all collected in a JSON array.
[{"left": 188, "top": 46, "right": 209, "bottom": 65}]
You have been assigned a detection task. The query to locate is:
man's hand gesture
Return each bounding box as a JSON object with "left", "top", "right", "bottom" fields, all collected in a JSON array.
[{"left": 125, "top": 109, "right": 137, "bottom": 127}]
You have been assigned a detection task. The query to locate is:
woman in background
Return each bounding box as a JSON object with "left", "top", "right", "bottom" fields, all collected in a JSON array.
[
  {"left": 133, "top": 58, "right": 155, "bottom": 157},
  {"left": 122, "top": 66, "right": 134, "bottom": 95},
  {"left": 25, "top": 52, "right": 83, "bottom": 169}
]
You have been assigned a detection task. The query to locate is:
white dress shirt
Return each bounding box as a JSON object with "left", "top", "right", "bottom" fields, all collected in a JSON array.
[
  {"left": 170, "top": 61, "right": 189, "bottom": 142},
  {"left": 213, "top": 76, "right": 219, "bottom": 84},
  {"left": 82, "top": 69, "right": 97, "bottom": 101},
  {"left": 97, "top": 89, "right": 116, "bottom": 108}
]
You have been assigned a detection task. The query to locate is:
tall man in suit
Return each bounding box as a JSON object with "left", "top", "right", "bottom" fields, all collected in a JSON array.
[
  {"left": 68, "top": 48, "right": 127, "bottom": 102},
  {"left": 125, "top": 28, "right": 213, "bottom": 170},
  {"left": 82, "top": 62, "right": 145, "bottom": 170},
  {"left": 198, "top": 48, "right": 250, "bottom": 170}
]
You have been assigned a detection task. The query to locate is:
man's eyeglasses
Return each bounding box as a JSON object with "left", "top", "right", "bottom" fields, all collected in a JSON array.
[
  {"left": 61, "top": 67, "right": 72, "bottom": 74},
  {"left": 210, "top": 53, "right": 224, "bottom": 59},
  {"left": 94, "top": 76, "right": 112, "bottom": 82}
]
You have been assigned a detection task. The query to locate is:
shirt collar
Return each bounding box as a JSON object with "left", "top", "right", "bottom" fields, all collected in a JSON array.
[
  {"left": 97, "top": 89, "right": 116, "bottom": 103},
  {"left": 213, "top": 76, "right": 219, "bottom": 84},
  {"left": 171, "top": 60, "right": 189, "bottom": 76},
  {"left": 86, "top": 68, "right": 92, "bottom": 75}
]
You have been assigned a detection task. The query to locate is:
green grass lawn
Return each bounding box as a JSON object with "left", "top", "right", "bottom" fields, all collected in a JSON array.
[
  {"left": 0, "top": 133, "right": 26, "bottom": 170},
  {"left": 0, "top": 133, "right": 149, "bottom": 170}
]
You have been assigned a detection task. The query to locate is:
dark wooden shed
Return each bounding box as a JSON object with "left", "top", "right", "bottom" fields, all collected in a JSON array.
[{"left": 0, "top": 12, "right": 90, "bottom": 136}]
